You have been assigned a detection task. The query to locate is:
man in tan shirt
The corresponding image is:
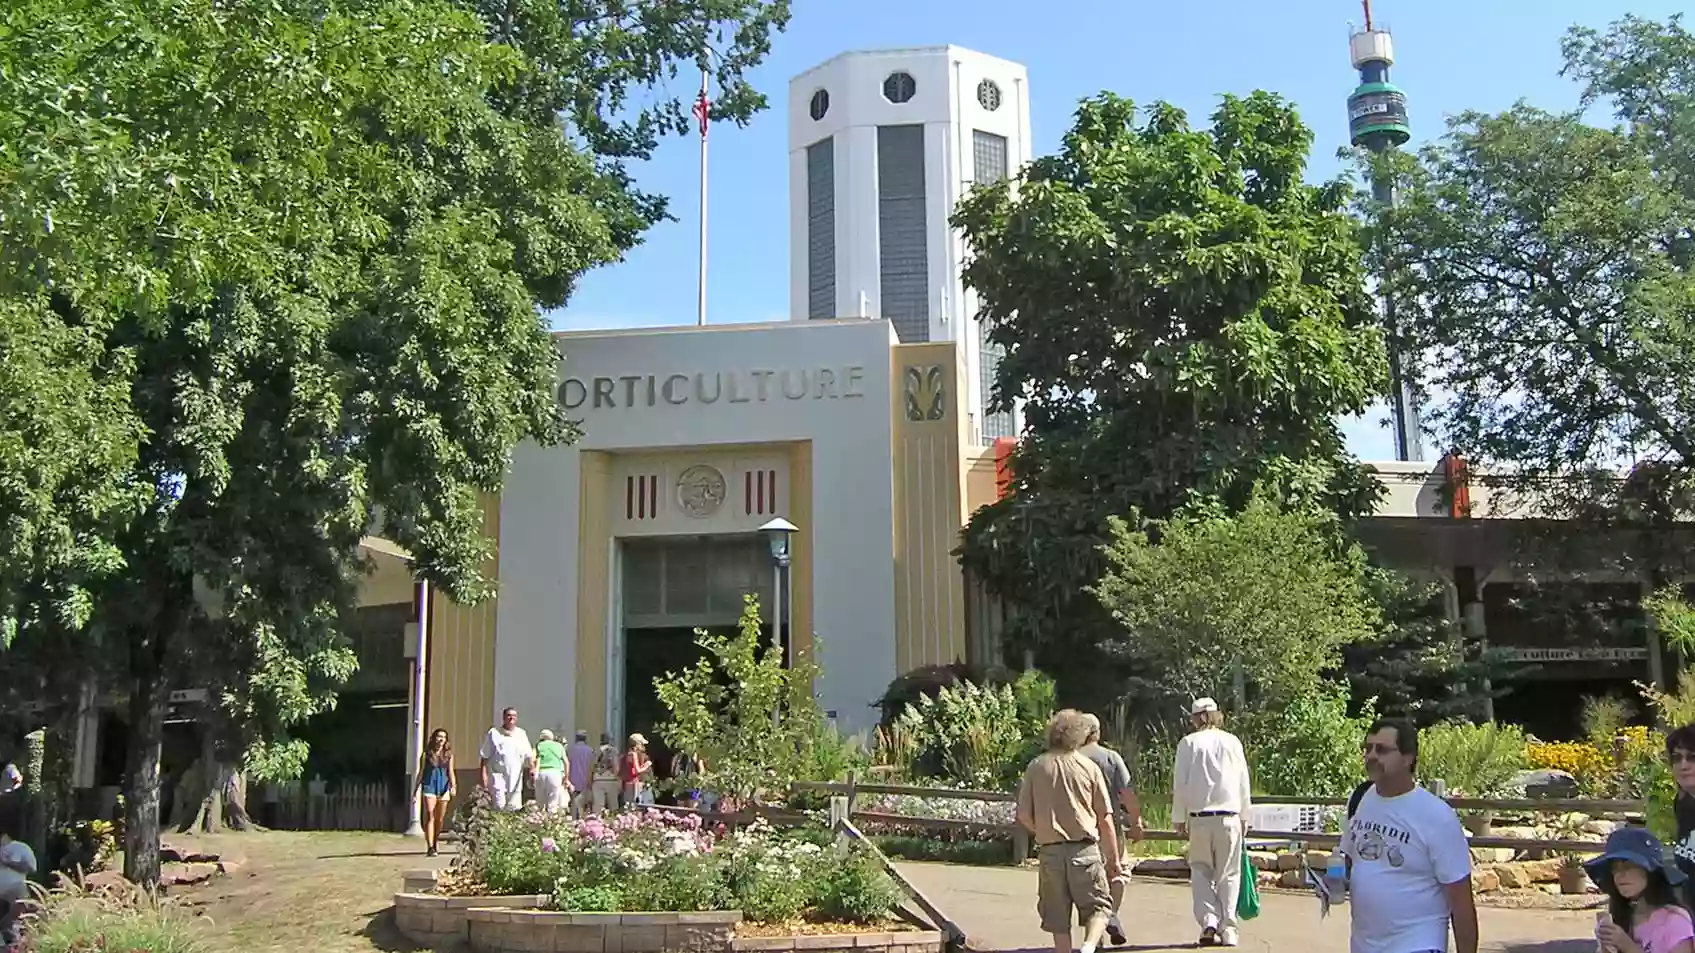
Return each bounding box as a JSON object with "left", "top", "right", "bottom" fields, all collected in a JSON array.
[{"left": 1017, "top": 709, "right": 1123, "bottom": 953}]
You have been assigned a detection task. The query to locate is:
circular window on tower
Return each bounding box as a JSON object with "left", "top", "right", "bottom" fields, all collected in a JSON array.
[
  {"left": 808, "top": 89, "right": 829, "bottom": 121},
  {"left": 882, "top": 71, "right": 917, "bottom": 104},
  {"left": 977, "top": 79, "right": 1002, "bottom": 111}
]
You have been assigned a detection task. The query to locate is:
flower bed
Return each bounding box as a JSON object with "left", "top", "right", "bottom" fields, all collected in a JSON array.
[{"left": 398, "top": 805, "right": 922, "bottom": 951}]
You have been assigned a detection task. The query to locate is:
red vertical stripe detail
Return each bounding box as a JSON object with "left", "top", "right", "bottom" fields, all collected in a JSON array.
[
  {"left": 745, "top": 471, "right": 753, "bottom": 515},
  {"left": 648, "top": 474, "right": 658, "bottom": 518},
  {"left": 768, "top": 470, "right": 778, "bottom": 513},
  {"left": 993, "top": 437, "right": 1017, "bottom": 500},
  {"left": 625, "top": 476, "right": 635, "bottom": 519},
  {"left": 756, "top": 470, "right": 766, "bottom": 514}
]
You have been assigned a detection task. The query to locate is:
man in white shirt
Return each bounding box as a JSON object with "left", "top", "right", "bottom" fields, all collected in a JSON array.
[
  {"left": 1345, "top": 719, "right": 1477, "bottom": 953},
  {"left": 1172, "top": 697, "right": 1252, "bottom": 948},
  {"left": 478, "top": 707, "right": 536, "bottom": 812}
]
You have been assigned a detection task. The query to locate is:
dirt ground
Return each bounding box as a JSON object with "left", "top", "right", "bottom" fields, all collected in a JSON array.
[{"left": 146, "top": 830, "right": 454, "bottom": 953}]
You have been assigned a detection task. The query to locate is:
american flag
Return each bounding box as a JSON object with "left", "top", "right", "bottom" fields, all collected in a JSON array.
[{"left": 692, "top": 89, "right": 710, "bottom": 138}]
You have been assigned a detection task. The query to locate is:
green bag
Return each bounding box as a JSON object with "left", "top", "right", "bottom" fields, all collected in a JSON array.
[{"left": 1235, "top": 849, "right": 1261, "bottom": 921}]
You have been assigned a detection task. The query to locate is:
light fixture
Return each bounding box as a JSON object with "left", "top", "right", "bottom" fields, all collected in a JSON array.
[{"left": 759, "top": 517, "right": 798, "bottom": 567}]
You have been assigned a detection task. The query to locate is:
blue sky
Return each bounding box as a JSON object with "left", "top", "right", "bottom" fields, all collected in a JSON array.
[{"left": 554, "top": 0, "right": 1685, "bottom": 461}]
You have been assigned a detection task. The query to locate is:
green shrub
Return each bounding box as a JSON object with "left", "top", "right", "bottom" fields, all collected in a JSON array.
[
  {"left": 813, "top": 850, "right": 904, "bottom": 924},
  {"left": 892, "top": 680, "right": 1041, "bottom": 789},
  {"left": 27, "top": 882, "right": 206, "bottom": 953},
  {"left": 554, "top": 884, "right": 625, "bottom": 912},
  {"left": 1414, "top": 720, "right": 1531, "bottom": 798},
  {"left": 1238, "top": 681, "right": 1376, "bottom": 798},
  {"left": 623, "top": 854, "right": 727, "bottom": 912}
]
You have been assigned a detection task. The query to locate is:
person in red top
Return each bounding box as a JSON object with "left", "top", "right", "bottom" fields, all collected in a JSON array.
[{"left": 620, "top": 733, "right": 652, "bottom": 807}]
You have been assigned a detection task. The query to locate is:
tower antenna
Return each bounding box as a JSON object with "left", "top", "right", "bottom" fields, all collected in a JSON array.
[{"left": 1346, "top": 2, "right": 1421, "bottom": 461}]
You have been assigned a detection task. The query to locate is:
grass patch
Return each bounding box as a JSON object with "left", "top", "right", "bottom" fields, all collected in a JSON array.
[{"left": 26, "top": 881, "right": 207, "bottom": 953}]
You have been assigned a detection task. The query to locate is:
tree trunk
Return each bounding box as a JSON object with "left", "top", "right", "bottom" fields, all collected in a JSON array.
[
  {"left": 222, "top": 768, "right": 253, "bottom": 830},
  {"left": 122, "top": 628, "right": 170, "bottom": 889}
]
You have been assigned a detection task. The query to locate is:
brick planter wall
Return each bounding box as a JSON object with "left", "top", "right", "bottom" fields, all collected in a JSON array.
[
  {"left": 466, "top": 909, "right": 741, "bottom": 953},
  {"left": 393, "top": 892, "right": 552, "bottom": 948}
]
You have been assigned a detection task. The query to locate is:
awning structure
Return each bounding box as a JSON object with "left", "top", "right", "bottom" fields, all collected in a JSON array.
[{"left": 359, "top": 535, "right": 414, "bottom": 562}]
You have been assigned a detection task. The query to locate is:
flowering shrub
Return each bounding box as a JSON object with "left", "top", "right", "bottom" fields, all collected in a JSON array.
[
  {"left": 1527, "top": 741, "right": 1610, "bottom": 779},
  {"left": 450, "top": 805, "right": 901, "bottom": 924}
]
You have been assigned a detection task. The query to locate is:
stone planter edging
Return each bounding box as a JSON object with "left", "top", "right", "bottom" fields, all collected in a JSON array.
[
  {"left": 729, "top": 930, "right": 944, "bottom": 953},
  {"left": 466, "top": 908, "right": 742, "bottom": 953},
  {"left": 393, "top": 891, "right": 551, "bottom": 948}
]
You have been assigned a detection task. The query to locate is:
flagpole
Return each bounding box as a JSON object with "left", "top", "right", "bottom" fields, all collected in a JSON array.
[{"left": 696, "top": 65, "right": 709, "bottom": 328}]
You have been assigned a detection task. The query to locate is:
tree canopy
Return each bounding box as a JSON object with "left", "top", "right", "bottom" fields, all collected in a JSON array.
[
  {"left": 951, "top": 91, "right": 1388, "bottom": 688},
  {"left": 0, "top": 0, "right": 787, "bottom": 886},
  {"left": 1371, "top": 15, "right": 1695, "bottom": 549},
  {"left": 1090, "top": 498, "right": 1381, "bottom": 710}
]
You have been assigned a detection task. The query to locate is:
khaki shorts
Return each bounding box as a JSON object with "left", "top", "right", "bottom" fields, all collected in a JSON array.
[{"left": 1036, "top": 841, "right": 1111, "bottom": 934}]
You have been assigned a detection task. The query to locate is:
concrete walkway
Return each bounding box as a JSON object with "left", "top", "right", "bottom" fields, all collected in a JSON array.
[{"left": 895, "top": 863, "right": 1599, "bottom": 953}]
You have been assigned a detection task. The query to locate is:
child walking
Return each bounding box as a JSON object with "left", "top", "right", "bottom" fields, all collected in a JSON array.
[{"left": 1588, "top": 827, "right": 1695, "bottom": 953}]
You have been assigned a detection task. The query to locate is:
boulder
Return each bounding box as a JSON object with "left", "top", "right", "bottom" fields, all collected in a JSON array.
[
  {"left": 1275, "top": 853, "right": 1305, "bottom": 872},
  {"left": 1515, "top": 769, "right": 1579, "bottom": 799},
  {"left": 1520, "top": 859, "right": 1562, "bottom": 883},
  {"left": 1582, "top": 820, "right": 1619, "bottom": 838},
  {"left": 1470, "top": 847, "right": 1515, "bottom": 864},
  {"left": 1278, "top": 870, "right": 1307, "bottom": 889},
  {"left": 79, "top": 870, "right": 132, "bottom": 893},
  {"left": 1304, "top": 850, "right": 1329, "bottom": 868},
  {"left": 1247, "top": 851, "right": 1280, "bottom": 871},
  {"left": 1493, "top": 865, "right": 1533, "bottom": 890},
  {"left": 1134, "top": 857, "right": 1189, "bottom": 877},
  {"left": 1473, "top": 869, "right": 1501, "bottom": 893}
]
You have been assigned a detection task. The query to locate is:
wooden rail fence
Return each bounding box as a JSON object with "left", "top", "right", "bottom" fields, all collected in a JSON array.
[{"left": 792, "top": 776, "right": 1647, "bottom": 861}]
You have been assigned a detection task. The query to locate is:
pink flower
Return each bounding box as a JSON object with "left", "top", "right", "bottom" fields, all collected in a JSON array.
[{"left": 541, "top": 837, "right": 557, "bottom": 853}]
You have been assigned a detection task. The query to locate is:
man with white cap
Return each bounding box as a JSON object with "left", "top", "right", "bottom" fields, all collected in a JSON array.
[{"left": 1172, "top": 697, "right": 1253, "bottom": 947}]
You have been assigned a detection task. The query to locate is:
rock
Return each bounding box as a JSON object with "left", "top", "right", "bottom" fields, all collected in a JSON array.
[
  {"left": 160, "top": 862, "right": 220, "bottom": 887},
  {"left": 77, "top": 870, "right": 133, "bottom": 893},
  {"left": 1247, "top": 851, "right": 1279, "bottom": 871},
  {"left": 1492, "top": 826, "right": 1539, "bottom": 841},
  {"left": 1516, "top": 769, "right": 1579, "bottom": 799},
  {"left": 1470, "top": 847, "right": 1515, "bottom": 864},
  {"left": 1275, "top": 853, "right": 1304, "bottom": 872},
  {"left": 1520, "top": 860, "right": 1561, "bottom": 883},
  {"left": 1473, "top": 869, "right": 1501, "bottom": 893},
  {"left": 1582, "top": 821, "right": 1619, "bottom": 837},
  {"left": 1493, "top": 865, "right": 1532, "bottom": 890},
  {"left": 1304, "top": 850, "right": 1329, "bottom": 868},
  {"left": 159, "top": 845, "right": 187, "bottom": 864},
  {"left": 1134, "top": 856, "right": 1189, "bottom": 876},
  {"left": 216, "top": 860, "right": 242, "bottom": 877},
  {"left": 1278, "top": 870, "right": 1306, "bottom": 889}
]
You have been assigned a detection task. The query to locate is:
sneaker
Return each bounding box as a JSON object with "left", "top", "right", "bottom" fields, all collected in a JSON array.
[
  {"left": 1106, "top": 922, "right": 1127, "bottom": 947},
  {"left": 1220, "top": 928, "right": 1240, "bottom": 947},
  {"left": 1198, "top": 926, "right": 1220, "bottom": 947},
  {"left": 426, "top": 846, "right": 438, "bottom": 857}
]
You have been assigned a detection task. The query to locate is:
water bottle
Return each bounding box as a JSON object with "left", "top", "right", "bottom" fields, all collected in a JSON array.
[{"left": 1324, "top": 849, "right": 1348, "bottom": 904}]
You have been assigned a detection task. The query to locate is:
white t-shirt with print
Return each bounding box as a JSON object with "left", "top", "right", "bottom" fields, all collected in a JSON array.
[
  {"left": 1344, "top": 784, "right": 1472, "bottom": 953},
  {"left": 478, "top": 727, "right": 533, "bottom": 780}
]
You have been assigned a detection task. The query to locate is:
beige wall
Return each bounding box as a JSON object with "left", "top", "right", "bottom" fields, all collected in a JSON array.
[
  {"left": 573, "top": 451, "right": 614, "bottom": 738},
  {"left": 426, "top": 496, "right": 501, "bottom": 771},
  {"left": 890, "top": 344, "right": 970, "bottom": 672},
  {"left": 788, "top": 441, "right": 815, "bottom": 670}
]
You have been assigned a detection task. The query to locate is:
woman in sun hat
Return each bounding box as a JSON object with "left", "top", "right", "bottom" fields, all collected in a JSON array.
[
  {"left": 1586, "top": 826, "right": 1694, "bottom": 953},
  {"left": 621, "top": 733, "right": 652, "bottom": 808}
]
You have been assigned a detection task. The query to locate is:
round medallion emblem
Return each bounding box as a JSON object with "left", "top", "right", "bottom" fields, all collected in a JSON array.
[{"left": 676, "top": 465, "right": 727, "bottom": 519}]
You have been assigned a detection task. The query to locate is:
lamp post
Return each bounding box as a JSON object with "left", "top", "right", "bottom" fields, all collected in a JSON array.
[{"left": 758, "top": 518, "right": 798, "bottom": 665}]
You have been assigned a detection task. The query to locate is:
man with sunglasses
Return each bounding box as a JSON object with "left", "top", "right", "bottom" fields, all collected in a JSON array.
[{"left": 1344, "top": 719, "right": 1476, "bottom": 953}]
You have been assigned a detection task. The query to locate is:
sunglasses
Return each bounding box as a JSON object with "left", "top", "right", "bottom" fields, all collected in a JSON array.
[
  {"left": 1362, "top": 743, "right": 1402, "bottom": 757},
  {"left": 1670, "top": 750, "right": 1695, "bottom": 765}
]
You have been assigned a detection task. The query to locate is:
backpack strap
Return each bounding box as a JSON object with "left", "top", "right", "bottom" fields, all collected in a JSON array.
[{"left": 1346, "top": 781, "right": 1372, "bottom": 820}]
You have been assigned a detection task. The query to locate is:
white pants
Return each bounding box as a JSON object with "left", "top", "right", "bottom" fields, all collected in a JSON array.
[
  {"left": 591, "top": 777, "right": 620, "bottom": 813},
  {"left": 536, "top": 769, "right": 566, "bottom": 813},
  {"left": 490, "top": 770, "right": 525, "bottom": 812},
  {"left": 1187, "top": 814, "right": 1244, "bottom": 933}
]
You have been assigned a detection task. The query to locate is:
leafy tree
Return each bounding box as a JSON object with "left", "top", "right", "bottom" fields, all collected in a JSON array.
[
  {"left": 0, "top": 0, "right": 786, "bottom": 887},
  {"left": 1368, "top": 17, "right": 1695, "bottom": 591},
  {"left": 1235, "top": 681, "right": 1375, "bottom": 799},
  {"left": 951, "top": 92, "right": 1388, "bottom": 691},
  {"left": 654, "top": 596, "right": 826, "bottom": 804},
  {"left": 1090, "top": 498, "right": 1382, "bottom": 710},
  {"left": 1342, "top": 572, "right": 1517, "bottom": 725}
]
